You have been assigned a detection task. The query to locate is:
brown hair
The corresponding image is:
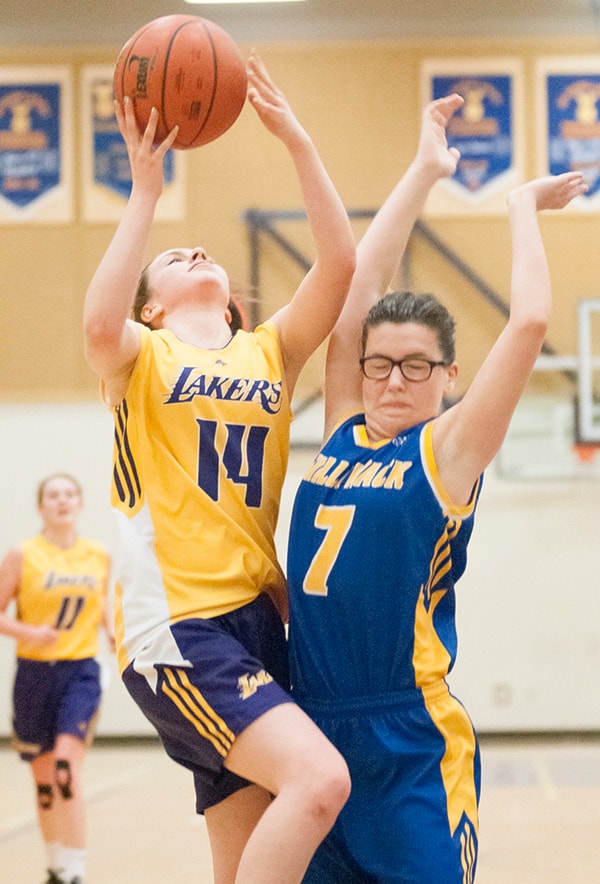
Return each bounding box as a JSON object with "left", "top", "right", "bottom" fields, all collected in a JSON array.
[{"left": 361, "top": 292, "right": 456, "bottom": 364}]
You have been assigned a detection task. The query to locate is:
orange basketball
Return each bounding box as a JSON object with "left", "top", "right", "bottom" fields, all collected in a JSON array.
[{"left": 113, "top": 14, "right": 248, "bottom": 150}]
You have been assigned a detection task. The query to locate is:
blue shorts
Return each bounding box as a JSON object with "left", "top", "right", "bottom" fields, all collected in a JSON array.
[
  {"left": 298, "top": 682, "right": 481, "bottom": 884},
  {"left": 12, "top": 657, "right": 101, "bottom": 761},
  {"left": 122, "top": 593, "right": 292, "bottom": 813}
]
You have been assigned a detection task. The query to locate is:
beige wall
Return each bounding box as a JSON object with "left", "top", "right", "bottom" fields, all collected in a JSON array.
[
  {"left": 1, "top": 36, "right": 600, "bottom": 736},
  {"left": 2, "top": 36, "right": 599, "bottom": 404}
]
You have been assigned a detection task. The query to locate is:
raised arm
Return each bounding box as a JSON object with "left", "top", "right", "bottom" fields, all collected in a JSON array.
[
  {"left": 83, "top": 102, "right": 179, "bottom": 401},
  {"left": 246, "top": 53, "right": 356, "bottom": 395},
  {"left": 434, "top": 171, "right": 588, "bottom": 504},
  {"left": 323, "top": 94, "right": 464, "bottom": 438}
]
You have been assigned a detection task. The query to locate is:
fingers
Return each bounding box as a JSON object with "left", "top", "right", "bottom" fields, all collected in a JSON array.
[
  {"left": 563, "top": 170, "right": 587, "bottom": 188},
  {"left": 246, "top": 84, "right": 265, "bottom": 116},
  {"left": 436, "top": 93, "right": 465, "bottom": 113},
  {"left": 543, "top": 170, "right": 588, "bottom": 204},
  {"left": 416, "top": 93, "right": 462, "bottom": 177},
  {"left": 246, "top": 51, "right": 299, "bottom": 136},
  {"left": 427, "top": 92, "right": 464, "bottom": 124},
  {"left": 113, "top": 97, "right": 141, "bottom": 143},
  {"left": 247, "top": 52, "right": 266, "bottom": 96},
  {"left": 556, "top": 170, "right": 589, "bottom": 206},
  {"left": 159, "top": 121, "right": 180, "bottom": 155},
  {"left": 247, "top": 51, "right": 272, "bottom": 87},
  {"left": 144, "top": 107, "right": 179, "bottom": 157},
  {"left": 113, "top": 98, "right": 178, "bottom": 155},
  {"left": 124, "top": 96, "right": 144, "bottom": 141},
  {"left": 140, "top": 106, "right": 159, "bottom": 147},
  {"left": 113, "top": 99, "right": 126, "bottom": 136},
  {"left": 113, "top": 96, "right": 144, "bottom": 145},
  {"left": 246, "top": 50, "right": 282, "bottom": 109},
  {"left": 510, "top": 171, "right": 589, "bottom": 212}
]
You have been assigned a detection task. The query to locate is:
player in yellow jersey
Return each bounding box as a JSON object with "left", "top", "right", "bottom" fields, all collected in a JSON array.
[
  {"left": 83, "top": 53, "right": 355, "bottom": 884},
  {"left": 0, "top": 473, "right": 115, "bottom": 884}
]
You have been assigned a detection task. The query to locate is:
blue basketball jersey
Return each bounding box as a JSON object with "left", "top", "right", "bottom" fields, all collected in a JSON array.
[{"left": 287, "top": 413, "right": 481, "bottom": 702}]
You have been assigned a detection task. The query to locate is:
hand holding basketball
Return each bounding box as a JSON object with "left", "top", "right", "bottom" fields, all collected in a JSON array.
[
  {"left": 113, "top": 14, "right": 248, "bottom": 150},
  {"left": 114, "top": 101, "right": 179, "bottom": 201}
]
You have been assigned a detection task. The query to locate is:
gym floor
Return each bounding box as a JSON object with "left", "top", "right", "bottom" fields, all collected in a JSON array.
[{"left": 1, "top": 734, "right": 600, "bottom": 883}]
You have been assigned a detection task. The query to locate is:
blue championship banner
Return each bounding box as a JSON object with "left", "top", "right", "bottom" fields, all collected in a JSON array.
[
  {"left": 0, "top": 67, "right": 72, "bottom": 223},
  {"left": 81, "top": 65, "right": 183, "bottom": 222},
  {"left": 537, "top": 58, "right": 600, "bottom": 211},
  {"left": 421, "top": 59, "right": 523, "bottom": 216}
]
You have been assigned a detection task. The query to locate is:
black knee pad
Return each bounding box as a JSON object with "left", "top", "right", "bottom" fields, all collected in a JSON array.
[
  {"left": 55, "top": 759, "right": 73, "bottom": 799},
  {"left": 37, "top": 783, "right": 53, "bottom": 810}
]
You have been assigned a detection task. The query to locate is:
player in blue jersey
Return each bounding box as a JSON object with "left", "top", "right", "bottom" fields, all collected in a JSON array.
[
  {"left": 286, "top": 93, "right": 587, "bottom": 883},
  {"left": 84, "top": 53, "right": 355, "bottom": 884},
  {"left": 0, "top": 473, "right": 115, "bottom": 884}
]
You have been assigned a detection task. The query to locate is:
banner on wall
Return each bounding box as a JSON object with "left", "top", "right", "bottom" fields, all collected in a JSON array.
[
  {"left": 0, "top": 66, "right": 73, "bottom": 223},
  {"left": 81, "top": 65, "right": 184, "bottom": 222},
  {"left": 420, "top": 58, "right": 524, "bottom": 216},
  {"left": 536, "top": 57, "right": 600, "bottom": 212}
]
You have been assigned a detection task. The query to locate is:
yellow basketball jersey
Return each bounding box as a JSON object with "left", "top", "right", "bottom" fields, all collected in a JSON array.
[
  {"left": 16, "top": 535, "right": 110, "bottom": 661},
  {"left": 109, "top": 321, "right": 292, "bottom": 673}
]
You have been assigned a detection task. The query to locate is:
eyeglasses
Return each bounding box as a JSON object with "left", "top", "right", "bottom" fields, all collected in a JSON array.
[{"left": 359, "top": 355, "right": 449, "bottom": 382}]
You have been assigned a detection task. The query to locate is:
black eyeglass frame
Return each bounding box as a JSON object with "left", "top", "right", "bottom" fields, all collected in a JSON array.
[{"left": 359, "top": 355, "right": 449, "bottom": 382}]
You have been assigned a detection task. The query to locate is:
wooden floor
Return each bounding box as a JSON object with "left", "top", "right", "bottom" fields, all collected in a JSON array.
[{"left": 2, "top": 735, "right": 600, "bottom": 882}]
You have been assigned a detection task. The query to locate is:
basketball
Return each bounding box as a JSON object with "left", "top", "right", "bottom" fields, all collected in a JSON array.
[{"left": 113, "top": 14, "right": 248, "bottom": 150}]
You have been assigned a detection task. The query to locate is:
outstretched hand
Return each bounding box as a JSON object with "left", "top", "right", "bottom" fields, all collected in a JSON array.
[
  {"left": 415, "top": 93, "right": 464, "bottom": 179},
  {"left": 509, "top": 171, "right": 588, "bottom": 212},
  {"left": 246, "top": 52, "right": 307, "bottom": 148},
  {"left": 114, "top": 98, "right": 179, "bottom": 201}
]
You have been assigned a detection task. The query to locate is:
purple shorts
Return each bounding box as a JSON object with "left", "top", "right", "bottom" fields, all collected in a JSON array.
[
  {"left": 122, "top": 593, "right": 292, "bottom": 812},
  {"left": 12, "top": 657, "right": 101, "bottom": 761}
]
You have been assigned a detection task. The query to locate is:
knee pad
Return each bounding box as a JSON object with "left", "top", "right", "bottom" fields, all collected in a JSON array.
[
  {"left": 55, "top": 759, "right": 73, "bottom": 799},
  {"left": 37, "top": 783, "right": 53, "bottom": 810}
]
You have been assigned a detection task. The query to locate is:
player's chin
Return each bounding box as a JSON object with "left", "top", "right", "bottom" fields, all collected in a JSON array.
[{"left": 377, "top": 405, "right": 414, "bottom": 435}]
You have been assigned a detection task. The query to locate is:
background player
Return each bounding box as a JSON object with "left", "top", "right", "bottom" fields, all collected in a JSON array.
[
  {"left": 83, "top": 54, "right": 355, "bottom": 883},
  {"left": 0, "top": 473, "right": 115, "bottom": 884},
  {"left": 286, "top": 93, "right": 587, "bottom": 882}
]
